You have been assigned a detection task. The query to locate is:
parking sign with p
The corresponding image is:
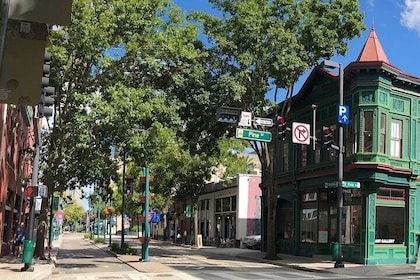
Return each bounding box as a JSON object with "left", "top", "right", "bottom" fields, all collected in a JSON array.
[{"left": 338, "top": 105, "right": 349, "bottom": 124}]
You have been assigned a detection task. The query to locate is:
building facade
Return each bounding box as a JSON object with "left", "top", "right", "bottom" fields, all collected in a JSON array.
[
  {"left": 0, "top": 105, "right": 33, "bottom": 256},
  {"left": 169, "top": 173, "right": 262, "bottom": 247},
  {"left": 274, "top": 27, "right": 420, "bottom": 265},
  {"left": 198, "top": 174, "right": 261, "bottom": 245}
]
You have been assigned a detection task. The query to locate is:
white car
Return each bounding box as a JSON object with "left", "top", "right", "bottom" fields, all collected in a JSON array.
[{"left": 242, "top": 235, "right": 261, "bottom": 249}]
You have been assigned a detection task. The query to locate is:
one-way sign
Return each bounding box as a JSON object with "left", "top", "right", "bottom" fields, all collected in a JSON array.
[{"left": 254, "top": 117, "right": 273, "bottom": 127}]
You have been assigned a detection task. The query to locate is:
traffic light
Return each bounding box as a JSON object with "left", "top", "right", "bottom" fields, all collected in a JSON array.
[
  {"left": 278, "top": 116, "right": 287, "bottom": 140},
  {"left": 323, "top": 126, "right": 334, "bottom": 150},
  {"left": 26, "top": 186, "right": 39, "bottom": 197},
  {"left": 39, "top": 52, "right": 55, "bottom": 117}
]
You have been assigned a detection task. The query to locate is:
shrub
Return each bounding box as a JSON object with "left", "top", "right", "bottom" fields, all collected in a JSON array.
[
  {"left": 83, "top": 233, "right": 90, "bottom": 239},
  {"left": 110, "top": 242, "right": 138, "bottom": 255},
  {"left": 94, "top": 237, "right": 104, "bottom": 243}
]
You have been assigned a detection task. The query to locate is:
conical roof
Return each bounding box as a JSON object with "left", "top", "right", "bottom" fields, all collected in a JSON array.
[{"left": 356, "top": 27, "right": 389, "bottom": 63}]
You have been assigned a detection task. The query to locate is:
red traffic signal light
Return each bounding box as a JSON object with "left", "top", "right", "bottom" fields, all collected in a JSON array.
[
  {"left": 26, "top": 186, "right": 38, "bottom": 197},
  {"left": 323, "top": 126, "right": 334, "bottom": 149},
  {"left": 278, "top": 116, "right": 287, "bottom": 140}
]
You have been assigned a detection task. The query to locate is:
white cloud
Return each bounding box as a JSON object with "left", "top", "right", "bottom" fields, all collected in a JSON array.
[
  {"left": 367, "top": 0, "right": 375, "bottom": 8},
  {"left": 401, "top": 0, "right": 420, "bottom": 35}
]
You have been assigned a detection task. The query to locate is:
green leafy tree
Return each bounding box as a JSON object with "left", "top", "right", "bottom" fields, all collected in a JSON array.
[
  {"left": 63, "top": 203, "right": 85, "bottom": 231},
  {"left": 192, "top": 0, "right": 365, "bottom": 259}
]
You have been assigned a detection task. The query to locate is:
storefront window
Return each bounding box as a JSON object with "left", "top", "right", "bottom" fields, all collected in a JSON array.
[
  {"left": 375, "top": 206, "right": 405, "bottom": 244},
  {"left": 301, "top": 208, "right": 317, "bottom": 243},
  {"left": 300, "top": 191, "right": 317, "bottom": 243}
]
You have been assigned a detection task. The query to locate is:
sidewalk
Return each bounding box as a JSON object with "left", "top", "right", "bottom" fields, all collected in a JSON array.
[{"left": 0, "top": 236, "right": 62, "bottom": 280}]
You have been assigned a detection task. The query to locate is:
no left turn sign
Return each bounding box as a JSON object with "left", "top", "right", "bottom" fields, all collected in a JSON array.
[{"left": 292, "top": 122, "right": 310, "bottom": 145}]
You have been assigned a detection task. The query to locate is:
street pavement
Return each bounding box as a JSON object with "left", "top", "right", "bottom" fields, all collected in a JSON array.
[{"left": 2, "top": 232, "right": 420, "bottom": 279}]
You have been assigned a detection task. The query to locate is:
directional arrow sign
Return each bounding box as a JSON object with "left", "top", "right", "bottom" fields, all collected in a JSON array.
[
  {"left": 254, "top": 117, "right": 273, "bottom": 127},
  {"left": 236, "top": 128, "right": 272, "bottom": 142}
]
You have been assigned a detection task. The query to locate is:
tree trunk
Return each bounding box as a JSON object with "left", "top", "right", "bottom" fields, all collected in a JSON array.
[
  {"left": 34, "top": 198, "right": 48, "bottom": 258},
  {"left": 263, "top": 116, "right": 279, "bottom": 260}
]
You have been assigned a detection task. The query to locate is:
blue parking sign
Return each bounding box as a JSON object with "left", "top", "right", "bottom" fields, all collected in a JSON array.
[{"left": 338, "top": 105, "right": 349, "bottom": 124}]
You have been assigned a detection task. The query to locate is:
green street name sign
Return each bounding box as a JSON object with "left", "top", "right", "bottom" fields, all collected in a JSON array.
[
  {"left": 342, "top": 181, "right": 360, "bottom": 188},
  {"left": 324, "top": 181, "right": 360, "bottom": 189},
  {"left": 236, "top": 128, "right": 272, "bottom": 142}
]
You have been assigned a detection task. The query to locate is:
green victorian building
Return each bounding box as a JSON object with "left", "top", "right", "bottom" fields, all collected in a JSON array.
[{"left": 274, "top": 27, "right": 420, "bottom": 265}]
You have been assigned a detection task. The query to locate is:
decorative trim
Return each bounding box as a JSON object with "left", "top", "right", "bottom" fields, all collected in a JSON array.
[{"left": 392, "top": 99, "right": 404, "bottom": 112}]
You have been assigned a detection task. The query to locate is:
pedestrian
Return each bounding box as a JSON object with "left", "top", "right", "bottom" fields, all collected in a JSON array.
[{"left": 14, "top": 222, "right": 26, "bottom": 257}]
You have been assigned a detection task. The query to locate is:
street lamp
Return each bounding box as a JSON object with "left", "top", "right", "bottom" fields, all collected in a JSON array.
[{"left": 321, "top": 59, "right": 344, "bottom": 268}]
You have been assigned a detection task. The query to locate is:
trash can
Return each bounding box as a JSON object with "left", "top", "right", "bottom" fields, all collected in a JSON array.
[
  {"left": 22, "top": 240, "right": 35, "bottom": 264},
  {"left": 331, "top": 242, "right": 339, "bottom": 261}
]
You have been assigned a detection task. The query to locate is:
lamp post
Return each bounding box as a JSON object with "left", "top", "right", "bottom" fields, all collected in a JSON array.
[{"left": 321, "top": 59, "right": 344, "bottom": 268}]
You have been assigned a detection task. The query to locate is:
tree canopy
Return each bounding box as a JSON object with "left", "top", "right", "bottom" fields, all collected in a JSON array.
[{"left": 36, "top": 0, "right": 364, "bottom": 259}]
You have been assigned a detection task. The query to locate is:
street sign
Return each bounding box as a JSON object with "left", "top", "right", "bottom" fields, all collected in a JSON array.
[
  {"left": 38, "top": 185, "right": 48, "bottom": 198},
  {"left": 216, "top": 106, "right": 241, "bottom": 124},
  {"left": 238, "top": 111, "right": 252, "bottom": 127},
  {"left": 343, "top": 181, "right": 360, "bottom": 188},
  {"left": 292, "top": 122, "right": 310, "bottom": 145},
  {"left": 254, "top": 117, "right": 273, "bottom": 127},
  {"left": 236, "top": 128, "right": 272, "bottom": 142},
  {"left": 338, "top": 104, "right": 349, "bottom": 124},
  {"left": 324, "top": 181, "right": 360, "bottom": 188},
  {"left": 324, "top": 182, "right": 337, "bottom": 188}
]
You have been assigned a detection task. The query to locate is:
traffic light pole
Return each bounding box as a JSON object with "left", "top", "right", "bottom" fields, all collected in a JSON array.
[
  {"left": 321, "top": 60, "right": 344, "bottom": 268},
  {"left": 0, "top": 0, "right": 10, "bottom": 76},
  {"left": 21, "top": 117, "right": 40, "bottom": 272},
  {"left": 336, "top": 62, "right": 344, "bottom": 268}
]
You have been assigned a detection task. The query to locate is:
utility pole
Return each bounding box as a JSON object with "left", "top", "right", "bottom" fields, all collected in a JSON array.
[{"left": 21, "top": 117, "right": 40, "bottom": 272}]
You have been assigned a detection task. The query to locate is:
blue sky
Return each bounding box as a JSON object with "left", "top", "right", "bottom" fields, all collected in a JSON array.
[{"left": 174, "top": 0, "right": 420, "bottom": 99}]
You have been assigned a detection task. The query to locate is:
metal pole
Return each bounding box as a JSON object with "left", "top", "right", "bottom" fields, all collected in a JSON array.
[
  {"left": 48, "top": 193, "right": 54, "bottom": 260},
  {"left": 142, "top": 167, "right": 150, "bottom": 262},
  {"left": 108, "top": 198, "right": 112, "bottom": 247},
  {"left": 22, "top": 117, "right": 40, "bottom": 272},
  {"left": 0, "top": 0, "right": 10, "bottom": 79},
  {"left": 312, "top": 104, "right": 318, "bottom": 151},
  {"left": 335, "top": 63, "right": 345, "bottom": 268},
  {"left": 120, "top": 147, "right": 126, "bottom": 249}
]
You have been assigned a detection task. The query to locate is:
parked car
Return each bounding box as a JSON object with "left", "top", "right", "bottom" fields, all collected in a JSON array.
[{"left": 242, "top": 235, "right": 261, "bottom": 249}]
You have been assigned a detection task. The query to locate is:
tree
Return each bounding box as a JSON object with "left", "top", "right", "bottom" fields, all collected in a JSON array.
[
  {"left": 36, "top": 0, "right": 189, "bottom": 257},
  {"left": 192, "top": 0, "right": 365, "bottom": 259},
  {"left": 63, "top": 202, "right": 85, "bottom": 231}
]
